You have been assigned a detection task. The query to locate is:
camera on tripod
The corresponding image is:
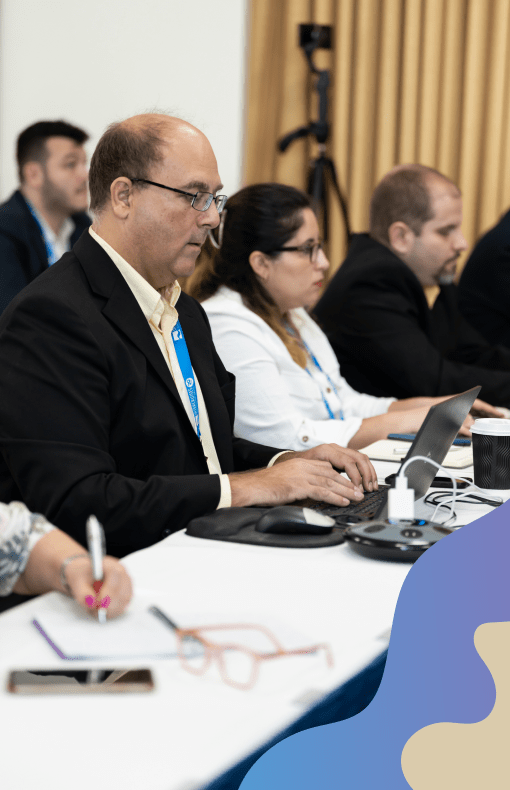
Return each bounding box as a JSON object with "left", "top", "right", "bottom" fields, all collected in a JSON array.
[{"left": 278, "top": 24, "right": 350, "bottom": 244}]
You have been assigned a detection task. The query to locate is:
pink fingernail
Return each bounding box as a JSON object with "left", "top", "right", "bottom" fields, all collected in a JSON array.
[
  {"left": 85, "top": 595, "right": 95, "bottom": 606},
  {"left": 100, "top": 595, "right": 111, "bottom": 609}
]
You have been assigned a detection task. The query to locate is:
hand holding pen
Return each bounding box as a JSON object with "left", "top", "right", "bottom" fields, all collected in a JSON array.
[{"left": 61, "top": 516, "right": 132, "bottom": 620}]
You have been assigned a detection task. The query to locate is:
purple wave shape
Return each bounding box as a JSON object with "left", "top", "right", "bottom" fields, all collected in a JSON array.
[{"left": 240, "top": 503, "right": 510, "bottom": 789}]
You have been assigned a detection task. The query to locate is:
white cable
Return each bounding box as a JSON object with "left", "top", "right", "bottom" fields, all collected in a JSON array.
[
  {"left": 397, "top": 455, "right": 503, "bottom": 525},
  {"left": 430, "top": 491, "right": 472, "bottom": 523},
  {"left": 399, "top": 455, "right": 458, "bottom": 515},
  {"left": 427, "top": 503, "right": 457, "bottom": 527}
]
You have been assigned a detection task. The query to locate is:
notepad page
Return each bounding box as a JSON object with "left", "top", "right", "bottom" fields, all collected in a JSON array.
[{"left": 33, "top": 598, "right": 179, "bottom": 660}]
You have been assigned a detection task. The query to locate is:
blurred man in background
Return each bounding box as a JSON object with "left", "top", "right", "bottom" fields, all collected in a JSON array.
[
  {"left": 0, "top": 120, "right": 90, "bottom": 313},
  {"left": 315, "top": 164, "right": 510, "bottom": 406}
]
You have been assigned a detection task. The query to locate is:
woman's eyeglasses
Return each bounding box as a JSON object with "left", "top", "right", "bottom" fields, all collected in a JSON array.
[{"left": 267, "top": 241, "right": 324, "bottom": 263}]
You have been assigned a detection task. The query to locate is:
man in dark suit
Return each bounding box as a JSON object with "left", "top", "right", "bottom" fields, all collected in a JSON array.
[
  {"left": 315, "top": 164, "right": 510, "bottom": 405},
  {"left": 0, "top": 120, "right": 91, "bottom": 314},
  {"left": 0, "top": 114, "right": 375, "bottom": 557},
  {"left": 458, "top": 208, "right": 510, "bottom": 348}
]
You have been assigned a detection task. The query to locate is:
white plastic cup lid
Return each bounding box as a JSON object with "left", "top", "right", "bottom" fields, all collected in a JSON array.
[{"left": 470, "top": 418, "right": 510, "bottom": 436}]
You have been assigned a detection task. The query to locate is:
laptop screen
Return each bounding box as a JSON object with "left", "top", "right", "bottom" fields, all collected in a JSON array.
[{"left": 399, "top": 386, "right": 481, "bottom": 499}]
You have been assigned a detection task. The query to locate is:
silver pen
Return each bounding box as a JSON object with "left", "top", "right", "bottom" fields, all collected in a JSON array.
[{"left": 86, "top": 515, "right": 107, "bottom": 624}]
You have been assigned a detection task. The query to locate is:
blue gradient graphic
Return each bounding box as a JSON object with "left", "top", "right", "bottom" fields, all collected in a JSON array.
[{"left": 240, "top": 504, "right": 510, "bottom": 789}]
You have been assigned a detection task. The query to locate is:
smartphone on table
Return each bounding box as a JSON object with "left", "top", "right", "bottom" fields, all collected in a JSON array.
[{"left": 6, "top": 667, "right": 154, "bottom": 694}]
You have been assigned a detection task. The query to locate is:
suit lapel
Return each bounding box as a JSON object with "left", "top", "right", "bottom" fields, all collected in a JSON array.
[
  {"left": 178, "top": 299, "right": 219, "bottom": 400},
  {"left": 102, "top": 282, "right": 182, "bottom": 397},
  {"left": 73, "top": 232, "right": 222, "bottom": 461},
  {"left": 73, "top": 232, "right": 184, "bottom": 409},
  {"left": 178, "top": 297, "right": 232, "bottom": 463},
  {"left": 102, "top": 288, "right": 207, "bottom": 457}
]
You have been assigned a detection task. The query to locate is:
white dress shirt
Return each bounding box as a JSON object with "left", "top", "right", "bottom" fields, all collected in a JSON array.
[{"left": 202, "top": 286, "right": 396, "bottom": 450}]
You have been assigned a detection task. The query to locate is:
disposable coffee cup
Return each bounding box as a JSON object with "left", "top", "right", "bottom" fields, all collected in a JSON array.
[{"left": 470, "top": 418, "right": 510, "bottom": 492}]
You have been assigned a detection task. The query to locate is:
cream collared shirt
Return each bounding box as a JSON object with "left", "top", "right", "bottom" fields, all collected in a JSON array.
[{"left": 89, "top": 227, "right": 232, "bottom": 508}]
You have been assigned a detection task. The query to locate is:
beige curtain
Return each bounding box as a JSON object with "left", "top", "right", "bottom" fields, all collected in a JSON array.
[{"left": 244, "top": 0, "right": 510, "bottom": 276}]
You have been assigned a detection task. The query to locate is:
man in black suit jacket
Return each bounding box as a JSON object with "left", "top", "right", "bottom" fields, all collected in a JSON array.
[
  {"left": 0, "top": 120, "right": 91, "bottom": 314},
  {"left": 315, "top": 164, "right": 510, "bottom": 405},
  {"left": 0, "top": 114, "right": 375, "bottom": 557},
  {"left": 458, "top": 208, "right": 510, "bottom": 348}
]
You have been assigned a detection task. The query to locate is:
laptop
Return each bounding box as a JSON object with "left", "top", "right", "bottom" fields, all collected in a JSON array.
[{"left": 309, "top": 386, "right": 481, "bottom": 525}]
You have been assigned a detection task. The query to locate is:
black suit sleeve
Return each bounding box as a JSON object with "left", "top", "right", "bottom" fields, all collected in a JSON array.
[
  {"left": 459, "top": 242, "right": 510, "bottom": 348},
  {"left": 0, "top": 293, "right": 225, "bottom": 554},
  {"left": 447, "top": 302, "right": 510, "bottom": 369},
  {"left": 331, "top": 270, "right": 510, "bottom": 404}
]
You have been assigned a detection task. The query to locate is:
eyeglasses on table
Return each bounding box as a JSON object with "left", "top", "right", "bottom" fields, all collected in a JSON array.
[
  {"left": 150, "top": 608, "right": 333, "bottom": 691},
  {"left": 176, "top": 622, "right": 333, "bottom": 691}
]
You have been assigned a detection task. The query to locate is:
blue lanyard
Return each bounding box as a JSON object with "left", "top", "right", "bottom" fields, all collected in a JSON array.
[
  {"left": 171, "top": 320, "right": 201, "bottom": 439},
  {"left": 26, "top": 202, "right": 58, "bottom": 265},
  {"left": 286, "top": 323, "right": 344, "bottom": 421}
]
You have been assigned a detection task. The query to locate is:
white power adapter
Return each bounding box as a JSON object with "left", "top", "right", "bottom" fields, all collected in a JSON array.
[{"left": 388, "top": 475, "right": 415, "bottom": 520}]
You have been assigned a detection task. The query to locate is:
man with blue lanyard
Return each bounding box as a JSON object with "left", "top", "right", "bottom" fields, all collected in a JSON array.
[
  {"left": 0, "top": 120, "right": 91, "bottom": 314},
  {"left": 0, "top": 114, "right": 377, "bottom": 557}
]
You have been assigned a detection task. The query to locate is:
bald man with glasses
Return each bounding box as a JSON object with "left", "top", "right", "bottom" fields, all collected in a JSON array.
[{"left": 0, "top": 114, "right": 376, "bottom": 557}]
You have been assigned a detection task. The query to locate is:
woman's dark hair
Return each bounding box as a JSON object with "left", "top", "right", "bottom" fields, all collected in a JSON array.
[{"left": 189, "top": 182, "right": 312, "bottom": 366}]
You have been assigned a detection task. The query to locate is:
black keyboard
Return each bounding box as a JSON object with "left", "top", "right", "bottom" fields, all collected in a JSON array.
[{"left": 303, "top": 484, "right": 391, "bottom": 524}]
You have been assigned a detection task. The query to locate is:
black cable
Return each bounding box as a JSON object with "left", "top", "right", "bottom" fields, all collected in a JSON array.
[{"left": 423, "top": 492, "right": 502, "bottom": 509}]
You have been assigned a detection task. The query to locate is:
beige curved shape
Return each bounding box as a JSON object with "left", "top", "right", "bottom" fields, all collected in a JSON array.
[{"left": 401, "top": 621, "right": 510, "bottom": 789}]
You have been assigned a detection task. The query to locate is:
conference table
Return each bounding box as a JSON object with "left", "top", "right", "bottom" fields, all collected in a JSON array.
[{"left": 0, "top": 459, "right": 504, "bottom": 790}]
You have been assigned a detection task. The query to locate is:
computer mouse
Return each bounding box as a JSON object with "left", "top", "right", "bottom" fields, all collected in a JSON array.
[
  {"left": 344, "top": 518, "right": 453, "bottom": 561},
  {"left": 255, "top": 506, "right": 335, "bottom": 535}
]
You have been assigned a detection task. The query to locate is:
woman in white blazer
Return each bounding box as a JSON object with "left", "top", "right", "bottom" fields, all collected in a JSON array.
[{"left": 190, "top": 183, "right": 495, "bottom": 451}]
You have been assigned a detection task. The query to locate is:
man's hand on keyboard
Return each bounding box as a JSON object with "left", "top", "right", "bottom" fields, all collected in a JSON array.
[
  {"left": 228, "top": 444, "right": 378, "bottom": 508},
  {"left": 229, "top": 458, "right": 366, "bottom": 508},
  {"left": 274, "top": 443, "right": 378, "bottom": 492}
]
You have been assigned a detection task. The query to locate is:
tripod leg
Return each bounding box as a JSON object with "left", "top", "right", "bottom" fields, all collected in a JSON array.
[
  {"left": 322, "top": 163, "right": 329, "bottom": 242},
  {"left": 323, "top": 157, "right": 352, "bottom": 242},
  {"left": 308, "top": 155, "right": 327, "bottom": 232},
  {"left": 308, "top": 156, "right": 323, "bottom": 211}
]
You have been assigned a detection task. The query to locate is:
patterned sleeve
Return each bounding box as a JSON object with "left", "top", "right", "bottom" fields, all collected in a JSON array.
[{"left": 0, "top": 502, "right": 55, "bottom": 596}]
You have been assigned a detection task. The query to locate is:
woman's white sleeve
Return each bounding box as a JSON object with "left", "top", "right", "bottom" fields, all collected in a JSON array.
[{"left": 211, "top": 321, "right": 364, "bottom": 450}]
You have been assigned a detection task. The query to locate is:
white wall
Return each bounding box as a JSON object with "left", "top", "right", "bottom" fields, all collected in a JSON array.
[{"left": 0, "top": 0, "right": 248, "bottom": 199}]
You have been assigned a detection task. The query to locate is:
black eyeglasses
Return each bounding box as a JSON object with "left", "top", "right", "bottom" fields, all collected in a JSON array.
[
  {"left": 267, "top": 240, "right": 324, "bottom": 263},
  {"left": 128, "top": 177, "right": 228, "bottom": 213}
]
